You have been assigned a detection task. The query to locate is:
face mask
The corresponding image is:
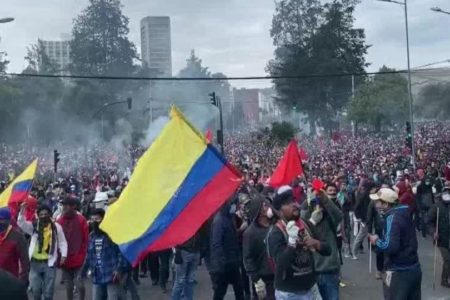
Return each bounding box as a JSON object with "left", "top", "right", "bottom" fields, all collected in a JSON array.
[
  {"left": 39, "top": 217, "right": 51, "bottom": 226},
  {"left": 91, "top": 221, "right": 101, "bottom": 232},
  {"left": 328, "top": 194, "right": 337, "bottom": 200},
  {"left": 229, "top": 204, "right": 237, "bottom": 215},
  {"left": 266, "top": 207, "right": 274, "bottom": 219},
  {"left": 0, "top": 222, "right": 9, "bottom": 232},
  {"left": 442, "top": 194, "right": 450, "bottom": 202}
]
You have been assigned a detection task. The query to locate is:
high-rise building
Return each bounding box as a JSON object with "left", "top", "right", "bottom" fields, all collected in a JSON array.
[
  {"left": 40, "top": 37, "right": 71, "bottom": 73},
  {"left": 140, "top": 16, "right": 172, "bottom": 77}
]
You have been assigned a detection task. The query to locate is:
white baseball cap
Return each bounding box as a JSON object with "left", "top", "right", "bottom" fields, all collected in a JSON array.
[{"left": 369, "top": 188, "right": 398, "bottom": 204}]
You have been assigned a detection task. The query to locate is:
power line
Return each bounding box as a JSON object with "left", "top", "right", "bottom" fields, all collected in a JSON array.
[{"left": 3, "top": 69, "right": 410, "bottom": 81}]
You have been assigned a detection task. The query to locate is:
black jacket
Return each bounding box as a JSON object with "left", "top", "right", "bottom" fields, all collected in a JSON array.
[
  {"left": 242, "top": 221, "right": 273, "bottom": 283},
  {"left": 427, "top": 201, "right": 450, "bottom": 248},
  {"left": 354, "top": 191, "right": 370, "bottom": 223},
  {"left": 208, "top": 206, "right": 240, "bottom": 273},
  {"left": 417, "top": 179, "right": 434, "bottom": 209},
  {"left": 375, "top": 205, "right": 419, "bottom": 271},
  {"left": 0, "top": 269, "right": 28, "bottom": 300},
  {"left": 267, "top": 219, "right": 331, "bottom": 293},
  {"left": 367, "top": 200, "right": 383, "bottom": 235}
]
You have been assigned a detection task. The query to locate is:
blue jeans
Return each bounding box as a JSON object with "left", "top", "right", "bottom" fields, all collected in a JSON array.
[
  {"left": 317, "top": 272, "right": 339, "bottom": 300},
  {"left": 171, "top": 250, "right": 200, "bottom": 300},
  {"left": 275, "top": 289, "right": 313, "bottom": 300},
  {"left": 30, "top": 261, "right": 56, "bottom": 300}
]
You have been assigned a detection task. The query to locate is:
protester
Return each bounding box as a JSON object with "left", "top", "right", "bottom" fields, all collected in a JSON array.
[
  {"left": 368, "top": 188, "right": 422, "bottom": 299},
  {"left": 267, "top": 187, "right": 331, "bottom": 300},
  {"left": 17, "top": 204, "right": 68, "bottom": 300},
  {"left": 366, "top": 192, "right": 384, "bottom": 280},
  {"left": 56, "top": 196, "right": 89, "bottom": 300},
  {"left": 0, "top": 207, "right": 30, "bottom": 284},
  {"left": 172, "top": 223, "right": 208, "bottom": 300},
  {"left": 208, "top": 199, "right": 245, "bottom": 300},
  {"left": 351, "top": 180, "right": 375, "bottom": 260},
  {"left": 300, "top": 185, "right": 343, "bottom": 300},
  {"left": 154, "top": 250, "right": 172, "bottom": 293},
  {"left": 80, "top": 208, "right": 130, "bottom": 300},
  {"left": 427, "top": 182, "right": 450, "bottom": 288},
  {"left": 416, "top": 170, "right": 434, "bottom": 238},
  {"left": 243, "top": 195, "right": 275, "bottom": 300}
]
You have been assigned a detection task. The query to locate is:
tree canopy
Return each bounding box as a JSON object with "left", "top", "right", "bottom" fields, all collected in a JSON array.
[
  {"left": 267, "top": 0, "right": 369, "bottom": 134},
  {"left": 417, "top": 83, "right": 450, "bottom": 120},
  {"left": 348, "top": 66, "right": 409, "bottom": 131}
]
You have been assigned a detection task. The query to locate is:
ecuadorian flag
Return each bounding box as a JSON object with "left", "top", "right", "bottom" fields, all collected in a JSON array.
[
  {"left": 0, "top": 159, "right": 38, "bottom": 208},
  {"left": 100, "top": 106, "right": 241, "bottom": 265}
]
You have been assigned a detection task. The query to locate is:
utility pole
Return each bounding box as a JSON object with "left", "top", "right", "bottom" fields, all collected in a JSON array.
[
  {"left": 378, "top": 0, "right": 416, "bottom": 170},
  {"left": 210, "top": 92, "right": 224, "bottom": 155},
  {"left": 93, "top": 98, "right": 133, "bottom": 141}
]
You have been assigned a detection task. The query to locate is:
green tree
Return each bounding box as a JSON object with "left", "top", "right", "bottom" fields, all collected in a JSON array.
[
  {"left": 24, "top": 40, "right": 60, "bottom": 74},
  {"left": 267, "top": 0, "right": 368, "bottom": 134},
  {"left": 17, "top": 42, "right": 65, "bottom": 144},
  {"left": 271, "top": 121, "right": 296, "bottom": 144},
  {"left": 69, "top": 0, "right": 137, "bottom": 77},
  {"left": 416, "top": 83, "right": 450, "bottom": 120},
  {"left": 67, "top": 0, "right": 138, "bottom": 139},
  {"left": 349, "top": 66, "right": 408, "bottom": 131}
]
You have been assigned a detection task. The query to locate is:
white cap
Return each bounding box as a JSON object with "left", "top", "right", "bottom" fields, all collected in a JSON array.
[
  {"left": 370, "top": 188, "right": 398, "bottom": 204},
  {"left": 277, "top": 185, "right": 292, "bottom": 195}
]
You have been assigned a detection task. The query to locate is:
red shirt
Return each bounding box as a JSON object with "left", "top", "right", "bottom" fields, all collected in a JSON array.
[
  {"left": 0, "top": 227, "right": 29, "bottom": 281},
  {"left": 57, "top": 213, "right": 89, "bottom": 269}
]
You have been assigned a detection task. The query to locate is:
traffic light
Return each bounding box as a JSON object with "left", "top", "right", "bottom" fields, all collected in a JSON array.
[
  {"left": 405, "top": 121, "right": 412, "bottom": 149},
  {"left": 209, "top": 92, "right": 217, "bottom": 106},
  {"left": 53, "top": 149, "right": 60, "bottom": 173},
  {"left": 127, "top": 97, "right": 132, "bottom": 110}
]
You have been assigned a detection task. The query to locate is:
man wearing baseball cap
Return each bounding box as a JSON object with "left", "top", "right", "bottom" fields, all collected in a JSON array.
[
  {"left": 267, "top": 187, "right": 331, "bottom": 300},
  {"left": 368, "top": 188, "right": 421, "bottom": 300}
]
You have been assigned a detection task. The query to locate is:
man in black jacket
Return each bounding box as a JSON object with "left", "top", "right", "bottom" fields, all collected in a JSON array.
[
  {"left": 172, "top": 223, "right": 209, "bottom": 300},
  {"left": 369, "top": 188, "right": 421, "bottom": 300},
  {"left": 352, "top": 180, "right": 375, "bottom": 260},
  {"left": 416, "top": 172, "right": 434, "bottom": 237},
  {"left": 427, "top": 183, "right": 450, "bottom": 288},
  {"left": 267, "top": 188, "right": 331, "bottom": 300},
  {"left": 366, "top": 194, "right": 384, "bottom": 280},
  {"left": 243, "top": 195, "right": 275, "bottom": 300},
  {"left": 208, "top": 201, "right": 244, "bottom": 300}
]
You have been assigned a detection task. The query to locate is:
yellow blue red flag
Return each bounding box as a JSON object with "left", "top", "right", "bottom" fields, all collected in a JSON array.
[
  {"left": 100, "top": 106, "right": 241, "bottom": 265},
  {"left": 0, "top": 159, "right": 38, "bottom": 208}
]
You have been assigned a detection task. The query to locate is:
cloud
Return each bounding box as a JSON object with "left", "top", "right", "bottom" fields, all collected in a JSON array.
[{"left": 1, "top": 0, "right": 450, "bottom": 88}]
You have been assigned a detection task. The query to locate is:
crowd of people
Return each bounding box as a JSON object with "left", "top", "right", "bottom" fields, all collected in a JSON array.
[{"left": 1, "top": 121, "right": 450, "bottom": 300}]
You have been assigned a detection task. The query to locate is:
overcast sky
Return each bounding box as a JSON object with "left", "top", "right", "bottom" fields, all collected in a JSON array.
[{"left": 1, "top": 0, "right": 450, "bottom": 88}]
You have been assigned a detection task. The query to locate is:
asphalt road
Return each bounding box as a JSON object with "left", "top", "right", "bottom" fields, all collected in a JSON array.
[{"left": 51, "top": 235, "right": 450, "bottom": 300}]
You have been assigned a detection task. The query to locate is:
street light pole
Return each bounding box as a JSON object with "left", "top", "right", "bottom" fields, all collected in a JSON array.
[
  {"left": 431, "top": 7, "right": 450, "bottom": 15},
  {"left": 0, "top": 18, "right": 14, "bottom": 24},
  {"left": 378, "top": 0, "right": 416, "bottom": 170},
  {"left": 404, "top": 0, "right": 416, "bottom": 171}
]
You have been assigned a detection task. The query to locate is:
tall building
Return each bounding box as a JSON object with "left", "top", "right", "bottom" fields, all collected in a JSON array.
[
  {"left": 140, "top": 16, "right": 172, "bottom": 77},
  {"left": 40, "top": 38, "right": 71, "bottom": 73},
  {"left": 233, "top": 88, "right": 261, "bottom": 126}
]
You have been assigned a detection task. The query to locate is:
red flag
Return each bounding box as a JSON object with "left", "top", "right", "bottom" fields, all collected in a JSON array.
[
  {"left": 205, "top": 129, "right": 213, "bottom": 143},
  {"left": 269, "top": 140, "right": 304, "bottom": 188}
]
